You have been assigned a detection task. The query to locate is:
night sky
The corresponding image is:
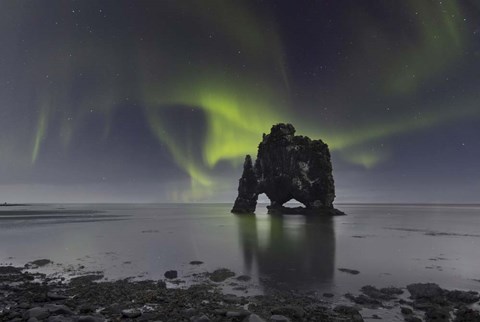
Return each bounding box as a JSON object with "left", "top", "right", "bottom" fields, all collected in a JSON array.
[{"left": 1, "top": 0, "right": 479, "bottom": 203}]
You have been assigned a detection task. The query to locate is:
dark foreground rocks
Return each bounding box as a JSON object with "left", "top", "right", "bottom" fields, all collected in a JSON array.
[
  {"left": 342, "top": 282, "right": 480, "bottom": 322},
  {"left": 1, "top": 265, "right": 479, "bottom": 322},
  {"left": 232, "top": 124, "right": 344, "bottom": 216},
  {"left": 0, "top": 265, "right": 357, "bottom": 322}
]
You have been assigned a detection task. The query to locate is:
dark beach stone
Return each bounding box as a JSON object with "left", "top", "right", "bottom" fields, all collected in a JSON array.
[
  {"left": 182, "top": 308, "right": 197, "bottom": 317},
  {"left": 361, "top": 285, "right": 395, "bottom": 300},
  {"left": 407, "top": 283, "right": 443, "bottom": 299},
  {"left": 345, "top": 293, "right": 382, "bottom": 306},
  {"left": 454, "top": 306, "right": 480, "bottom": 321},
  {"left": 271, "top": 306, "right": 304, "bottom": 318},
  {"left": 47, "top": 292, "right": 68, "bottom": 300},
  {"left": 25, "top": 307, "right": 50, "bottom": 320},
  {"left": 190, "top": 261, "right": 204, "bottom": 265},
  {"left": 244, "top": 314, "right": 266, "bottom": 322},
  {"left": 380, "top": 286, "right": 404, "bottom": 295},
  {"left": 333, "top": 305, "right": 364, "bottom": 321},
  {"left": 424, "top": 306, "right": 451, "bottom": 322},
  {"left": 137, "top": 312, "right": 160, "bottom": 321},
  {"left": 333, "top": 305, "right": 360, "bottom": 315},
  {"left": 77, "top": 315, "right": 105, "bottom": 322},
  {"left": 0, "top": 266, "right": 23, "bottom": 274},
  {"left": 25, "top": 259, "right": 52, "bottom": 268},
  {"left": 27, "top": 318, "right": 40, "bottom": 322},
  {"left": 102, "top": 304, "right": 125, "bottom": 315},
  {"left": 47, "top": 316, "right": 74, "bottom": 322},
  {"left": 208, "top": 268, "right": 235, "bottom": 282},
  {"left": 412, "top": 301, "right": 437, "bottom": 311},
  {"left": 404, "top": 316, "right": 422, "bottom": 322},
  {"left": 236, "top": 275, "right": 252, "bottom": 282},
  {"left": 226, "top": 310, "right": 251, "bottom": 318},
  {"left": 269, "top": 315, "right": 291, "bottom": 322},
  {"left": 191, "top": 314, "right": 211, "bottom": 322},
  {"left": 18, "top": 302, "right": 31, "bottom": 309},
  {"left": 401, "top": 307, "right": 413, "bottom": 315},
  {"left": 223, "top": 294, "right": 242, "bottom": 304},
  {"left": 121, "top": 308, "right": 142, "bottom": 318},
  {"left": 213, "top": 309, "right": 227, "bottom": 315},
  {"left": 44, "top": 304, "right": 74, "bottom": 315},
  {"left": 164, "top": 270, "right": 178, "bottom": 279},
  {"left": 446, "top": 290, "right": 480, "bottom": 303},
  {"left": 338, "top": 268, "right": 360, "bottom": 275},
  {"left": 78, "top": 304, "right": 95, "bottom": 314}
]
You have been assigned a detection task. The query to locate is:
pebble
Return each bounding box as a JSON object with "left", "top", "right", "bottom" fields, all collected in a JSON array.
[
  {"left": 183, "top": 308, "right": 197, "bottom": 316},
  {"left": 77, "top": 316, "right": 105, "bottom": 322},
  {"left": 44, "top": 304, "right": 74, "bottom": 315},
  {"left": 404, "top": 316, "right": 422, "bottom": 322},
  {"left": 208, "top": 268, "right": 235, "bottom": 282},
  {"left": 223, "top": 294, "right": 242, "bottom": 304},
  {"left": 47, "top": 292, "right": 69, "bottom": 300},
  {"left": 244, "top": 314, "right": 266, "bottom": 322},
  {"left": 25, "top": 307, "right": 50, "bottom": 320},
  {"left": 226, "top": 310, "right": 251, "bottom": 317},
  {"left": 47, "top": 316, "right": 74, "bottom": 322},
  {"left": 191, "top": 314, "right": 210, "bottom": 322},
  {"left": 401, "top": 307, "right": 413, "bottom": 315},
  {"left": 190, "top": 261, "right": 204, "bottom": 265},
  {"left": 121, "top": 308, "right": 142, "bottom": 318},
  {"left": 338, "top": 268, "right": 360, "bottom": 275},
  {"left": 271, "top": 306, "right": 304, "bottom": 318}
]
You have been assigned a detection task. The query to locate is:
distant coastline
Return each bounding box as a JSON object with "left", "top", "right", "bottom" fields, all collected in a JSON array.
[{"left": 0, "top": 203, "right": 30, "bottom": 207}]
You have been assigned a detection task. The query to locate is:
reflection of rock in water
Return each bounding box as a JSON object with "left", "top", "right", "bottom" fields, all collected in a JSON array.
[{"left": 236, "top": 214, "right": 335, "bottom": 291}]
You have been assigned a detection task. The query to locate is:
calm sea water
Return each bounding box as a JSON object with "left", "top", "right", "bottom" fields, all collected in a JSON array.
[{"left": 1, "top": 203, "right": 480, "bottom": 295}]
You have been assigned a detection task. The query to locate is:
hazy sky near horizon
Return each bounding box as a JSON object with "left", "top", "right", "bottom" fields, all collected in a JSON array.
[{"left": 1, "top": 0, "right": 480, "bottom": 203}]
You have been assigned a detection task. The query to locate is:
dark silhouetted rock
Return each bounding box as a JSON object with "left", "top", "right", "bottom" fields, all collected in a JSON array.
[
  {"left": 164, "top": 270, "right": 178, "bottom": 279},
  {"left": 454, "top": 306, "right": 480, "bottom": 321},
  {"left": 401, "top": 307, "right": 413, "bottom": 315},
  {"left": 232, "top": 155, "right": 258, "bottom": 213},
  {"left": 338, "top": 268, "right": 360, "bottom": 275},
  {"left": 361, "top": 285, "right": 401, "bottom": 301},
  {"left": 208, "top": 268, "right": 235, "bottom": 282},
  {"left": 189, "top": 261, "right": 204, "bottom": 265},
  {"left": 446, "top": 290, "right": 479, "bottom": 303},
  {"left": 407, "top": 283, "right": 444, "bottom": 300},
  {"left": 231, "top": 124, "right": 344, "bottom": 215}
]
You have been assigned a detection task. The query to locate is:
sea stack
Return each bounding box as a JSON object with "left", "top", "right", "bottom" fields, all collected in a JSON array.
[{"left": 232, "top": 123, "right": 344, "bottom": 215}]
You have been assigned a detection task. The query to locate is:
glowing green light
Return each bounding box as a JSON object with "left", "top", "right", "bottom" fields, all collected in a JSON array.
[{"left": 31, "top": 108, "right": 48, "bottom": 163}]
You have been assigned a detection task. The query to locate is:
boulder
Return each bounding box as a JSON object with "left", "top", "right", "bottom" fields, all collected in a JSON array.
[{"left": 407, "top": 283, "right": 444, "bottom": 299}]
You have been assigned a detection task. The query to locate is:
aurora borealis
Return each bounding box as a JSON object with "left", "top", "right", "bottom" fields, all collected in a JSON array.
[{"left": 1, "top": 0, "right": 479, "bottom": 203}]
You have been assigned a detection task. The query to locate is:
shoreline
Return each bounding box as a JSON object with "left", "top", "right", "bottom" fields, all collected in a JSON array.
[{"left": 1, "top": 263, "right": 480, "bottom": 322}]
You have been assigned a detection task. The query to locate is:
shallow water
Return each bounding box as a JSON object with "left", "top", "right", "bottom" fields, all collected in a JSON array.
[{"left": 1, "top": 203, "right": 480, "bottom": 295}]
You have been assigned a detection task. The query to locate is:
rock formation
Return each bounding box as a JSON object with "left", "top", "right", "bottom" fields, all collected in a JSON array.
[{"left": 232, "top": 123, "right": 344, "bottom": 215}]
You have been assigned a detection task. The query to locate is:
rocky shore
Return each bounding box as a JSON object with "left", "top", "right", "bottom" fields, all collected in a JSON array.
[{"left": 1, "top": 263, "right": 479, "bottom": 322}]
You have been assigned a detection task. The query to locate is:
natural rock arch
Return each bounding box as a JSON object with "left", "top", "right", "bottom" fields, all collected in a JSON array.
[{"left": 231, "top": 123, "right": 344, "bottom": 215}]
